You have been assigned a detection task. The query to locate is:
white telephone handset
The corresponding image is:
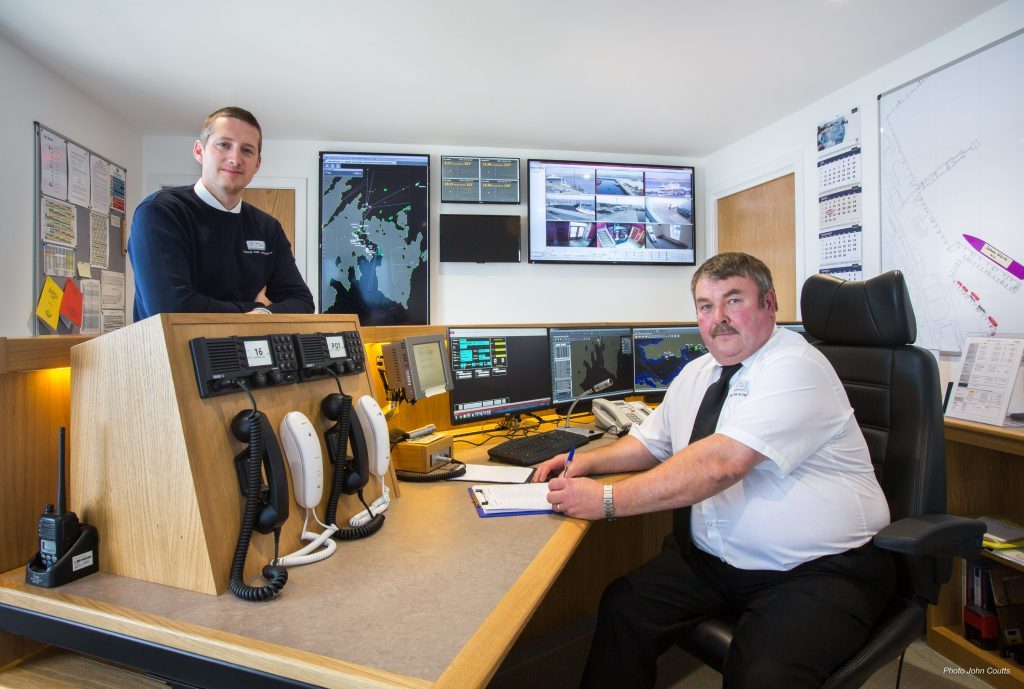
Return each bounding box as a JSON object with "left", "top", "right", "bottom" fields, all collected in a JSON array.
[
  {"left": 592, "top": 399, "right": 654, "bottom": 435},
  {"left": 350, "top": 395, "right": 392, "bottom": 527},
  {"left": 278, "top": 411, "right": 337, "bottom": 567}
]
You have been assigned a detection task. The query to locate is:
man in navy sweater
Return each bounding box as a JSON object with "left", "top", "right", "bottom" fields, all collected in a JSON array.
[{"left": 128, "top": 106, "right": 314, "bottom": 320}]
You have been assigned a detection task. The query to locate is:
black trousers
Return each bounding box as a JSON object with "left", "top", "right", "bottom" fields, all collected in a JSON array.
[{"left": 579, "top": 536, "right": 896, "bottom": 689}]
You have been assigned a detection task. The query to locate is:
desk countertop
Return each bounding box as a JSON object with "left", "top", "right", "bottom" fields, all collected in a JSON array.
[{"left": 0, "top": 446, "right": 599, "bottom": 689}]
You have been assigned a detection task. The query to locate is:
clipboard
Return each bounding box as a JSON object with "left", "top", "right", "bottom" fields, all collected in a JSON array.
[{"left": 468, "top": 485, "right": 554, "bottom": 518}]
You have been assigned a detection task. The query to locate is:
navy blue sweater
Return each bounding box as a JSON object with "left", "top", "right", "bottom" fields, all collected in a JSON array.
[{"left": 128, "top": 186, "right": 314, "bottom": 320}]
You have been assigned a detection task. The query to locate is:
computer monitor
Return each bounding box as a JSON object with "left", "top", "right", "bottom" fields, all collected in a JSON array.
[
  {"left": 448, "top": 327, "right": 553, "bottom": 425},
  {"left": 439, "top": 214, "right": 521, "bottom": 263},
  {"left": 549, "top": 327, "right": 634, "bottom": 406},
  {"left": 382, "top": 334, "right": 453, "bottom": 403},
  {"left": 632, "top": 325, "right": 708, "bottom": 396}
]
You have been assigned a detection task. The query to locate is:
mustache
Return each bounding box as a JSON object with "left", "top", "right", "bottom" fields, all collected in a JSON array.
[{"left": 711, "top": 324, "right": 738, "bottom": 338}]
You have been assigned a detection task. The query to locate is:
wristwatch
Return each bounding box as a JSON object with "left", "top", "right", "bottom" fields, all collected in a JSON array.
[{"left": 603, "top": 484, "right": 615, "bottom": 522}]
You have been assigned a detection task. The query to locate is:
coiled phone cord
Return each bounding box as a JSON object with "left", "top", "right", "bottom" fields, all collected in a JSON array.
[
  {"left": 227, "top": 387, "right": 287, "bottom": 602},
  {"left": 322, "top": 390, "right": 386, "bottom": 541}
]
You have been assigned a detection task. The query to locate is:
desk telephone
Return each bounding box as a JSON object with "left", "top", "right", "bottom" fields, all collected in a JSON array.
[
  {"left": 191, "top": 331, "right": 389, "bottom": 601},
  {"left": 592, "top": 399, "right": 654, "bottom": 435}
]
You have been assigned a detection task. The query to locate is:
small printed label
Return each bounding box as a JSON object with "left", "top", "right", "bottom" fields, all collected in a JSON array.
[
  {"left": 728, "top": 380, "right": 749, "bottom": 398},
  {"left": 72, "top": 550, "right": 94, "bottom": 572},
  {"left": 246, "top": 240, "right": 266, "bottom": 251}
]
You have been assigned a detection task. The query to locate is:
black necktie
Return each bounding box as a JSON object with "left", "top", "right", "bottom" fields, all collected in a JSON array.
[{"left": 674, "top": 363, "right": 743, "bottom": 548}]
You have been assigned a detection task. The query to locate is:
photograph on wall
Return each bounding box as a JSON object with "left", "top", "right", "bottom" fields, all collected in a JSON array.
[
  {"left": 319, "top": 152, "right": 430, "bottom": 325},
  {"left": 816, "top": 107, "right": 860, "bottom": 155}
]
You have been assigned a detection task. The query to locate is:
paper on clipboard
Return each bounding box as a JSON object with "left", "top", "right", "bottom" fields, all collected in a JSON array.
[
  {"left": 946, "top": 337, "right": 1024, "bottom": 426},
  {"left": 469, "top": 484, "right": 553, "bottom": 517}
]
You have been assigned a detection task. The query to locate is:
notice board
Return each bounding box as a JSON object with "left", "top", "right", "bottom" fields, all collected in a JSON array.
[{"left": 34, "top": 122, "right": 127, "bottom": 335}]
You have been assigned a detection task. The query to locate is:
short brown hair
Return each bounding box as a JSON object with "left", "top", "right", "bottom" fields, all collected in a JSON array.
[
  {"left": 199, "top": 106, "right": 262, "bottom": 154},
  {"left": 691, "top": 252, "right": 774, "bottom": 307}
]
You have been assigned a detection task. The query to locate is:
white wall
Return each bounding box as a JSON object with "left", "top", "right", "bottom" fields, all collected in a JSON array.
[
  {"left": 141, "top": 137, "right": 703, "bottom": 326},
  {"left": 701, "top": 0, "right": 1024, "bottom": 385},
  {"left": 703, "top": 0, "right": 1024, "bottom": 288},
  {"left": 0, "top": 33, "right": 143, "bottom": 337}
]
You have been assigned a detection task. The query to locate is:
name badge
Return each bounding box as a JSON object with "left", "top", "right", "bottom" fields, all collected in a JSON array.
[
  {"left": 728, "top": 380, "right": 749, "bottom": 398},
  {"left": 246, "top": 240, "right": 266, "bottom": 251}
]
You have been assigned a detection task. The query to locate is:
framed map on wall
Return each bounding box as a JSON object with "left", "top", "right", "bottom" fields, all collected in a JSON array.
[
  {"left": 880, "top": 30, "right": 1024, "bottom": 353},
  {"left": 319, "top": 152, "right": 430, "bottom": 325}
]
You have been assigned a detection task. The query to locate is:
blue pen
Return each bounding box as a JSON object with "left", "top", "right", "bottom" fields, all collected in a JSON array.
[{"left": 561, "top": 446, "right": 576, "bottom": 478}]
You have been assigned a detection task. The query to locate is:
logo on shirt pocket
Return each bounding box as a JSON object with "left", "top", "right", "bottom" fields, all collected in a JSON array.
[
  {"left": 728, "top": 380, "right": 749, "bottom": 398},
  {"left": 244, "top": 240, "right": 271, "bottom": 256}
]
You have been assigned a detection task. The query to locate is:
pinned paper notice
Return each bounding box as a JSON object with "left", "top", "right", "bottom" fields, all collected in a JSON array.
[
  {"left": 61, "top": 279, "right": 83, "bottom": 328},
  {"left": 77, "top": 261, "right": 93, "bottom": 278},
  {"left": 35, "top": 276, "right": 64, "bottom": 330}
]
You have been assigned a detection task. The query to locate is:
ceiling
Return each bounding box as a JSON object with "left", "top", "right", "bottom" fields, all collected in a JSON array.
[{"left": 0, "top": 0, "right": 1002, "bottom": 157}]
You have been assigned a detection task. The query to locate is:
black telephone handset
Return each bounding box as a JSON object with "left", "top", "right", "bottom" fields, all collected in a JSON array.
[
  {"left": 321, "top": 393, "right": 385, "bottom": 539},
  {"left": 228, "top": 408, "right": 289, "bottom": 601},
  {"left": 231, "top": 411, "right": 289, "bottom": 533}
]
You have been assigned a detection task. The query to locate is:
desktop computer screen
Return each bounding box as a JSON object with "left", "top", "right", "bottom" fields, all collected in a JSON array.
[
  {"left": 448, "top": 327, "right": 553, "bottom": 425},
  {"left": 632, "top": 326, "right": 708, "bottom": 395},
  {"left": 549, "top": 327, "right": 634, "bottom": 405}
]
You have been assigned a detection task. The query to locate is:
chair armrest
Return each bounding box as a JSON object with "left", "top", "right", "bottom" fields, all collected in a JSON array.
[{"left": 874, "top": 514, "right": 985, "bottom": 558}]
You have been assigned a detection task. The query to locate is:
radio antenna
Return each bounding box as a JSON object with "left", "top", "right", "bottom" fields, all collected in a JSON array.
[{"left": 56, "top": 426, "right": 67, "bottom": 515}]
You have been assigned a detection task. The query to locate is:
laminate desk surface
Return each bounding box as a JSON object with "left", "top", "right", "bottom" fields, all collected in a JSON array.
[{"left": 0, "top": 440, "right": 603, "bottom": 689}]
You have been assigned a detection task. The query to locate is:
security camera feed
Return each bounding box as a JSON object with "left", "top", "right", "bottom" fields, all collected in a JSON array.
[
  {"left": 632, "top": 326, "right": 708, "bottom": 394},
  {"left": 319, "top": 152, "right": 429, "bottom": 325},
  {"left": 550, "top": 327, "right": 634, "bottom": 405},
  {"left": 441, "top": 156, "right": 520, "bottom": 204},
  {"left": 448, "top": 327, "right": 553, "bottom": 424},
  {"left": 528, "top": 159, "right": 695, "bottom": 265}
]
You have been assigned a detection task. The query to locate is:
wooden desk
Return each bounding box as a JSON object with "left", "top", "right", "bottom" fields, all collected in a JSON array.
[
  {"left": 928, "top": 418, "right": 1024, "bottom": 689},
  {"left": 0, "top": 433, "right": 669, "bottom": 688}
]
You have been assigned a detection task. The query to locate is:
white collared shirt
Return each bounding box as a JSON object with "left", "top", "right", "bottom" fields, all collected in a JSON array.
[
  {"left": 194, "top": 180, "right": 241, "bottom": 213},
  {"left": 629, "top": 327, "right": 890, "bottom": 571}
]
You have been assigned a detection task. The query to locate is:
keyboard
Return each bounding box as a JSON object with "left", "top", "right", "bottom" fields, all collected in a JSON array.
[{"left": 487, "top": 429, "right": 597, "bottom": 466}]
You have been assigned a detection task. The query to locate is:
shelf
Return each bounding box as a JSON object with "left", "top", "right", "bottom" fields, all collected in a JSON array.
[
  {"left": 928, "top": 625, "right": 1024, "bottom": 688},
  {"left": 0, "top": 647, "right": 164, "bottom": 689},
  {"left": 982, "top": 550, "right": 1024, "bottom": 574}
]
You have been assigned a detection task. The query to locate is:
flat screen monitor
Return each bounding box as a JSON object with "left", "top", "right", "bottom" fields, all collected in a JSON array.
[
  {"left": 527, "top": 159, "right": 696, "bottom": 266},
  {"left": 382, "top": 334, "right": 453, "bottom": 402},
  {"left": 549, "top": 327, "right": 634, "bottom": 406},
  {"left": 318, "top": 151, "right": 430, "bottom": 325},
  {"left": 441, "top": 156, "right": 520, "bottom": 203},
  {"left": 448, "top": 327, "right": 553, "bottom": 425},
  {"left": 439, "top": 214, "right": 521, "bottom": 263},
  {"left": 632, "top": 326, "right": 708, "bottom": 395}
]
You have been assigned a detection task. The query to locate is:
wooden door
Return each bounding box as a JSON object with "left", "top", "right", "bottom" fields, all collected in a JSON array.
[
  {"left": 717, "top": 174, "right": 796, "bottom": 320},
  {"left": 242, "top": 188, "right": 296, "bottom": 254}
]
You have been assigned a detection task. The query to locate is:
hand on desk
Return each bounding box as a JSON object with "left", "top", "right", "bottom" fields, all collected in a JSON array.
[
  {"left": 533, "top": 452, "right": 585, "bottom": 483},
  {"left": 545, "top": 476, "right": 604, "bottom": 520}
]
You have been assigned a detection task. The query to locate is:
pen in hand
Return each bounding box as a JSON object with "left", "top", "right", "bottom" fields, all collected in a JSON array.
[{"left": 561, "top": 446, "right": 576, "bottom": 479}]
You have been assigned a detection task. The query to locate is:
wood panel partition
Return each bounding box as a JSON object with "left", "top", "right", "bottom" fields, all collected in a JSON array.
[{"left": 69, "top": 314, "right": 393, "bottom": 595}]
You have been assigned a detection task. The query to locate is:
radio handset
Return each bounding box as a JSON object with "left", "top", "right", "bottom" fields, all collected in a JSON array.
[
  {"left": 277, "top": 411, "right": 338, "bottom": 567},
  {"left": 228, "top": 406, "right": 289, "bottom": 601},
  {"left": 321, "top": 392, "right": 385, "bottom": 540},
  {"left": 349, "top": 396, "right": 393, "bottom": 526}
]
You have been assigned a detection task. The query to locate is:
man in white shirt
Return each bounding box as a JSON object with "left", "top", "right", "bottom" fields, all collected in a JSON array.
[{"left": 534, "top": 252, "right": 895, "bottom": 689}]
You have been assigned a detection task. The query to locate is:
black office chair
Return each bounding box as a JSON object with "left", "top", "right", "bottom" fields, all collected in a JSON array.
[{"left": 677, "top": 270, "right": 985, "bottom": 689}]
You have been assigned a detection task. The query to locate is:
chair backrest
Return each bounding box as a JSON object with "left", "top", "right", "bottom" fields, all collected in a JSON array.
[{"left": 800, "top": 271, "right": 946, "bottom": 520}]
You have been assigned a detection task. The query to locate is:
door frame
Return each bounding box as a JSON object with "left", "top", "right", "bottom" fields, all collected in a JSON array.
[{"left": 704, "top": 152, "right": 806, "bottom": 315}]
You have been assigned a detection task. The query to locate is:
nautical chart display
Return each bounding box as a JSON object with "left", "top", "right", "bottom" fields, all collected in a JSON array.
[{"left": 880, "top": 30, "right": 1024, "bottom": 353}]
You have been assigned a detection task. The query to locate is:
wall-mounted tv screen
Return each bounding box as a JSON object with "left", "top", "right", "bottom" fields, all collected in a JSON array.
[
  {"left": 441, "top": 156, "right": 520, "bottom": 204},
  {"left": 527, "top": 159, "right": 695, "bottom": 266},
  {"left": 319, "top": 152, "right": 430, "bottom": 325},
  {"left": 439, "top": 214, "right": 521, "bottom": 263}
]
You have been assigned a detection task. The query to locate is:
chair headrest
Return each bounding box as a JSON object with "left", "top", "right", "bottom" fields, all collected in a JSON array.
[{"left": 800, "top": 271, "right": 917, "bottom": 346}]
